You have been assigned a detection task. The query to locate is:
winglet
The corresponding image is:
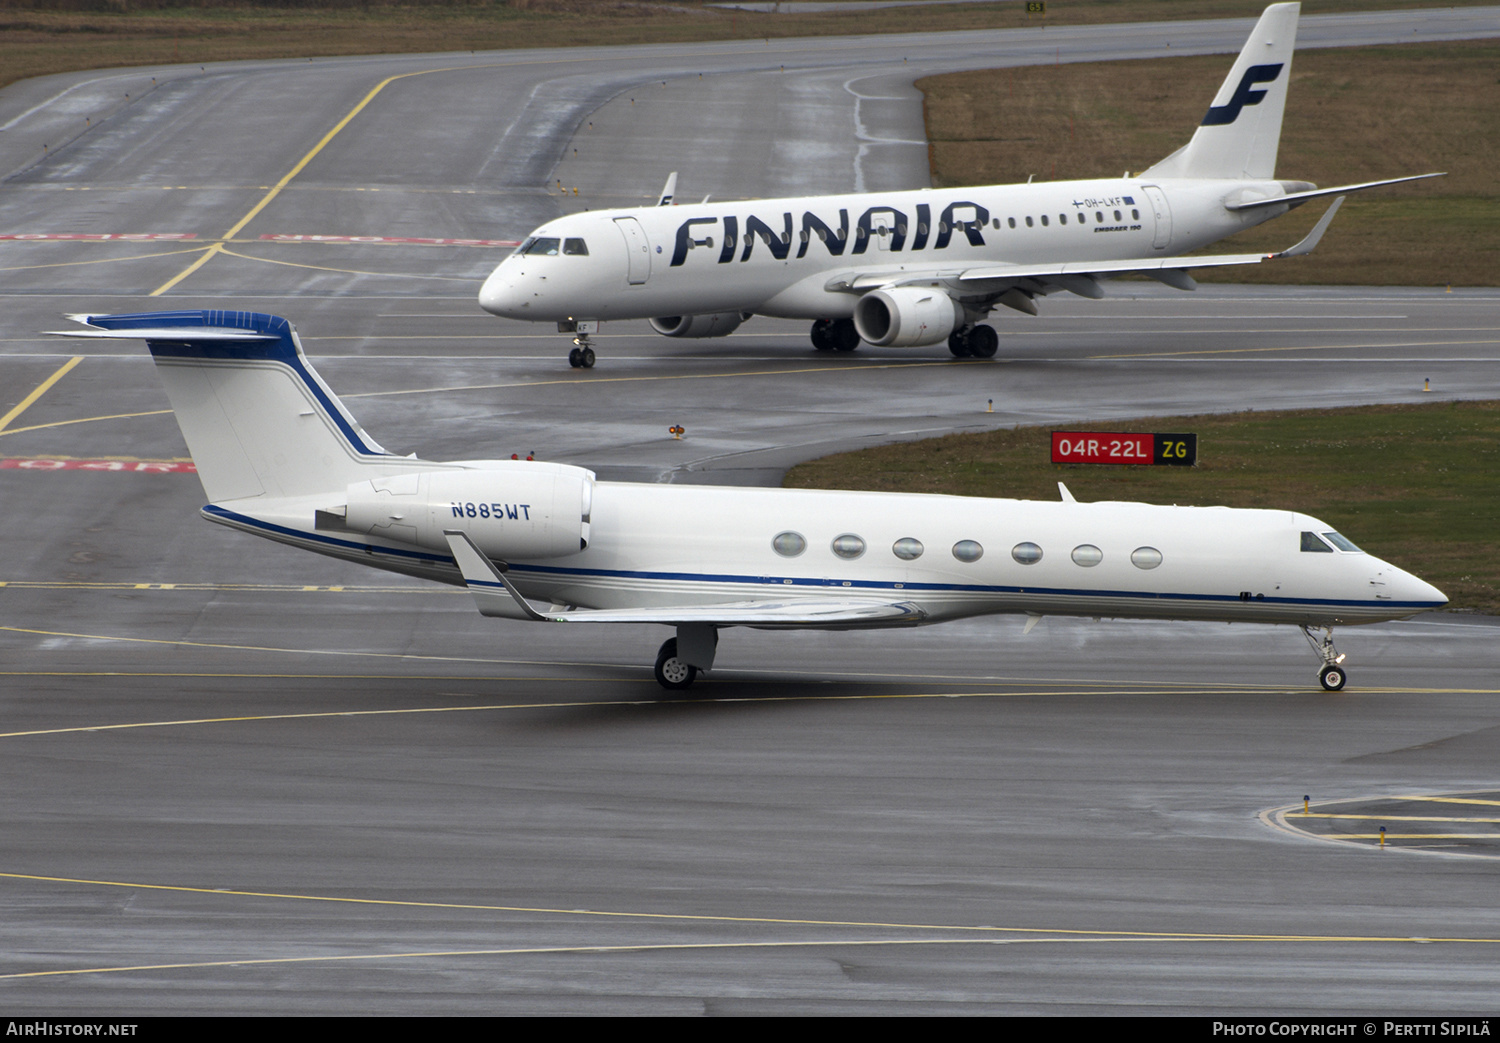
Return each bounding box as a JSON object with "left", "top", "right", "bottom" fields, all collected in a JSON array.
[
  {"left": 443, "top": 529, "right": 551, "bottom": 621},
  {"left": 1058, "top": 482, "right": 1077, "bottom": 503},
  {"left": 1273, "top": 195, "right": 1344, "bottom": 258}
]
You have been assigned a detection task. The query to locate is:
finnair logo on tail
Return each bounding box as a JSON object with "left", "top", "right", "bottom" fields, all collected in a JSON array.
[{"left": 1202, "top": 63, "right": 1283, "bottom": 126}]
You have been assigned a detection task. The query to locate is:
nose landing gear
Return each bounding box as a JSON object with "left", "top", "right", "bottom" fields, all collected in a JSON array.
[
  {"left": 560, "top": 320, "right": 598, "bottom": 368},
  {"left": 1303, "top": 625, "right": 1348, "bottom": 691},
  {"left": 567, "top": 335, "right": 596, "bottom": 369}
]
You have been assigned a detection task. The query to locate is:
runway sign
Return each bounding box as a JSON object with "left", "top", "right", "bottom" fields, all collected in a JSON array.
[{"left": 1051, "top": 432, "right": 1197, "bottom": 466}]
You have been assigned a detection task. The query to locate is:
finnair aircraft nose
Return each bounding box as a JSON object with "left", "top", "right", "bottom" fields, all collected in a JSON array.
[{"left": 478, "top": 265, "right": 522, "bottom": 317}]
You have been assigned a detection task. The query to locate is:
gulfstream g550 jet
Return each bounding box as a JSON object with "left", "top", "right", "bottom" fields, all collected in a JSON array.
[
  {"left": 64, "top": 309, "right": 1445, "bottom": 691},
  {"left": 479, "top": 2, "right": 1440, "bottom": 367}
]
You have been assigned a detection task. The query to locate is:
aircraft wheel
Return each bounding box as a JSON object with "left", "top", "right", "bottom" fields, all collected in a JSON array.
[
  {"left": 1319, "top": 663, "right": 1347, "bottom": 691},
  {"left": 579, "top": 347, "right": 596, "bottom": 369},
  {"left": 810, "top": 319, "right": 835, "bottom": 351},
  {"left": 654, "top": 638, "right": 697, "bottom": 691},
  {"left": 831, "top": 318, "right": 860, "bottom": 352},
  {"left": 948, "top": 329, "right": 972, "bottom": 358},
  {"left": 968, "top": 324, "right": 999, "bottom": 359},
  {"left": 568, "top": 347, "right": 582, "bottom": 368}
]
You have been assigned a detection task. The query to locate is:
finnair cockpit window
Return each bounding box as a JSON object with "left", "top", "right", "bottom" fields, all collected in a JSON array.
[
  {"left": 519, "top": 237, "right": 562, "bottom": 256},
  {"left": 1322, "top": 531, "right": 1363, "bottom": 553},
  {"left": 563, "top": 238, "right": 589, "bottom": 255},
  {"left": 1301, "top": 531, "right": 1334, "bottom": 553}
]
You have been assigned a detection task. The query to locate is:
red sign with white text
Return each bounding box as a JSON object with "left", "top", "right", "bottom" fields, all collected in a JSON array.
[{"left": 1051, "top": 432, "right": 1197, "bottom": 466}]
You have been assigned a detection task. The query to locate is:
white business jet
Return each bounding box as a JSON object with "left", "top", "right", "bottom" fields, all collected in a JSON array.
[
  {"left": 65, "top": 309, "right": 1445, "bottom": 691},
  {"left": 479, "top": 2, "right": 1440, "bottom": 368}
]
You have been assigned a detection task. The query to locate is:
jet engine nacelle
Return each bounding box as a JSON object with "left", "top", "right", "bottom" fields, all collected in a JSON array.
[
  {"left": 852, "top": 287, "right": 963, "bottom": 347},
  {"left": 343, "top": 462, "right": 593, "bottom": 559},
  {"left": 649, "top": 312, "right": 750, "bottom": 338}
]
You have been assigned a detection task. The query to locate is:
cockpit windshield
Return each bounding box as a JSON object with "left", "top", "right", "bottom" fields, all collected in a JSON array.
[
  {"left": 517, "top": 237, "right": 561, "bottom": 256},
  {"left": 515, "top": 236, "right": 588, "bottom": 257},
  {"left": 1322, "top": 531, "right": 1362, "bottom": 552},
  {"left": 1301, "top": 531, "right": 1363, "bottom": 553}
]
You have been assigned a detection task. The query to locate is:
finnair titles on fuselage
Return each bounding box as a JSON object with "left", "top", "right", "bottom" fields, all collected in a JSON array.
[{"left": 478, "top": 2, "right": 1440, "bottom": 367}]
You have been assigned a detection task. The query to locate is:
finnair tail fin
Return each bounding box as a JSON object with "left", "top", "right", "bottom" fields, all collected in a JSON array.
[
  {"left": 65, "top": 310, "right": 414, "bottom": 503},
  {"left": 1143, "top": 2, "right": 1299, "bottom": 181}
]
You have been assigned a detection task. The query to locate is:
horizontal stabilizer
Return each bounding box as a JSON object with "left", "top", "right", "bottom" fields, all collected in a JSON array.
[
  {"left": 444, "top": 530, "right": 927, "bottom": 628},
  {"left": 1225, "top": 173, "right": 1444, "bottom": 211}
]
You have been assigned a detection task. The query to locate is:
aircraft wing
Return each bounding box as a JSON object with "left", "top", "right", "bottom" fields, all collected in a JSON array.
[
  {"left": 443, "top": 530, "right": 926, "bottom": 628},
  {"left": 827, "top": 196, "right": 1345, "bottom": 300}
]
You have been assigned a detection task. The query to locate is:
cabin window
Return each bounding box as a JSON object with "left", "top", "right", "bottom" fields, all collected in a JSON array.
[
  {"left": 952, "top": 540, "right": 984, "bottom": 563},
  {"left": 1095, "top": 211, "right": 1104, "bottom": 223},
  {"left": 1132, "top": 209, "right": 1140, "bottom": 220},
  {"left": 893, "top": 537, "right": 924, "bottom": 561},
  {"left": 781, "top": 231, "right": 791, "bottom": 245},
  {"left": 1008, "top": 217, "right": 1017, "bottom": 229},
  {"left": 1011, "top": 542, "right": 1043, "bottom": 565},
  {"left": 856, "top": 227, "right": 868, "bottom": 240},
  {"left": 917, "top": 223, "right": 928, "bottom": 235},
  {"left": 772, "top": 531, "right": 806, "bottom": 557},
  {"left": 1040, "top": 215, "right": 1049, "bottom": 227},
  {"left": 800, "top": 229, "right": 811, "bottom": 243},
  {"left": 1323, "top": 531, "right": 1363, "bottom": 552},
  {"left": 520, "top": 237, "right": 561, "bottom": 256},
  {"left": 1113, "top": 210, "right": 1122, "bottom": 222},
  {"left": 1058, "top": 214, "right": 1067, "bottom": 225},
  {"left": 896, "top": 223, "right": 907, "bottom": 235},
  {"left": 1025, "top": 216, "right": 1034, "bottom": 228},
  {"left": 1071, "top": 544, "right": 1103, "bottom": 567},
  {"left": 1301, "top": 531, "right": 1334, "bottom": 553},
  {"left": 1131, "top": 547, "right": 1163, "bottom": 570},
  {"left": 832, "top": 534, "right": 866, "bottom": 559},
  {"left": 563, "top": 238, "right": 589, "bottom": 256},
  {"left": 992, "top": 218, "right": 1001, "bottom": 230}
]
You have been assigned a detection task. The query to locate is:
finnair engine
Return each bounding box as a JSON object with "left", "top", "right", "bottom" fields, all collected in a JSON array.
[
  {"left": 341, "top": 461, "right": 593, "bottom": 559},
  {"left": 649, "top": 312, "right": 751, "bottom": 338},
  {"left": 852, "top": 287, "right": 963, "bottom": 347}
]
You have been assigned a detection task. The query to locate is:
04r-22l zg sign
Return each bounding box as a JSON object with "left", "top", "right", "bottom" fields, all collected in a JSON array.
[{"left": 1051, "top": 432, "right": 1197, "bottom": 466}]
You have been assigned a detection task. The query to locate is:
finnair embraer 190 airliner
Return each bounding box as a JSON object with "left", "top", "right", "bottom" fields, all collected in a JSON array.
[
  {"left": 478, "top": 3, "right": 1440, "bottom": 367},
  {"left": 64, "top": 309, "right": 1446, "bottom": 691}
]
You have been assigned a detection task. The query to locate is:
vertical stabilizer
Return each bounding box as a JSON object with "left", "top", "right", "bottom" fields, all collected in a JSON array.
[
  {"left": 74, "top": 310, "right": 405, "bottom": 503},
  {"left": 1142, "top": 3, "right": 1299, "bottom": 180}
]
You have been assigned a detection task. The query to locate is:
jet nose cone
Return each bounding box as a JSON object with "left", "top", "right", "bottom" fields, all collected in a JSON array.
[
  {"left": 1389, "top": 566, "right": 1448, "bottom": 612},
  {"left": 478, "top": 266, "right": 523, "bottom": 317}
]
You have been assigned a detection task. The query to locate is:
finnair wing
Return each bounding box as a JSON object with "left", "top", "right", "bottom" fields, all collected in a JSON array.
[
  {"left": 443, "top": 530, "right": 925, "bottom": 628},
  {"left": 829, "top": 197, "right": 1346, "bottom": 301}
]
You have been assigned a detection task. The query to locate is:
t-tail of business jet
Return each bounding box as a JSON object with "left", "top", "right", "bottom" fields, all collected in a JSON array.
[
  {"left": 478, "top": 2, "right": 1441, "bottom": 368},
  {"left": 64, "top": 309, "right": 1446, "bottom": 691}
]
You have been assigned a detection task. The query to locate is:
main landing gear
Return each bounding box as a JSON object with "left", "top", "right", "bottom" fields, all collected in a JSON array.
[
  {"left": 654, "top": 637, "right": 696, "bottom": 690},
  {"left": 652, "top": 625, "right": 718, "bottom": 692},
  {"left": 1303, "top": 625, "right": 1348, "bottom": 691},
  {"left": 810, "top": 318, "right": 860, "bottom": 353},
  {"left": 948, "top": 324, "right": 999, "bottom": 359}
]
